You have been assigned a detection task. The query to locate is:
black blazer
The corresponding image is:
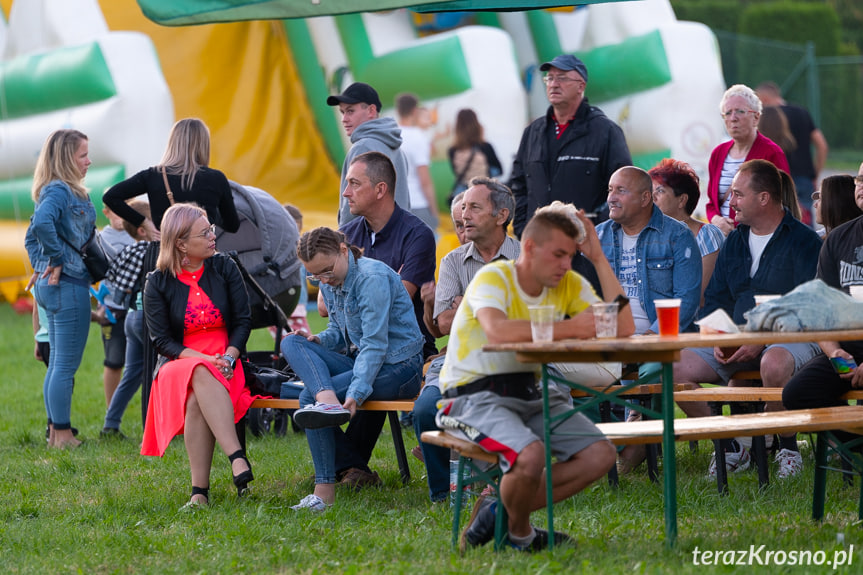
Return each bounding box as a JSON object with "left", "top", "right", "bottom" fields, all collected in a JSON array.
[{"left": 144, "top": 253, "right": 251, "bottom": 360}]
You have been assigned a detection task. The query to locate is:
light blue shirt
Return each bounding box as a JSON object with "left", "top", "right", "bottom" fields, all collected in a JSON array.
[
  {"left": 597, "top": 205, "right": 702, "bottom": 333},
  {"left": 318, "top": 253, "right": 424, "bottom": 403}
]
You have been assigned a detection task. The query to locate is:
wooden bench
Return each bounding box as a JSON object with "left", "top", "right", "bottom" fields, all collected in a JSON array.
[
  {"left": 674, "top": 388, "right": 863, "bottom": 403},
  {"left": 249, "top": 398, "right": 415, "bottom": 485}
]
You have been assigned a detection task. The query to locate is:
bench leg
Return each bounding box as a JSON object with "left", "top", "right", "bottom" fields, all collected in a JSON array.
[
  {"left": 751, "top": 435, "right": 769, "bottom": 488},
  {"left": 712, "top": 439, "right": 729, "bottom": 496},
  {"left": 387, "top": 411, "right": 411, "bottom": 486},
  {"left": 812, "top": 432, "right": 829, "bottom": 521},
  {"left": 600, "top": 401, "right": 620, "bottom": 488}
]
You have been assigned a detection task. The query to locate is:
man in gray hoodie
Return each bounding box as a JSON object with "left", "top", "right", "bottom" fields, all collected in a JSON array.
[{"left": 328, "top": 82, "right": 411, "bottom": 225}]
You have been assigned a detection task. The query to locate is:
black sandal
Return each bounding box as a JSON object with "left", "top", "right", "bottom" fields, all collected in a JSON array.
[
  {"left": 228, "top": 449, "right": 254, "bottom": 497},
  {"left": 183, "top": 486, "right": 209, "bottom": 509}
]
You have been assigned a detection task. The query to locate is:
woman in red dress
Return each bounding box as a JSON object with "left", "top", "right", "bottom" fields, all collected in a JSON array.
[{"left": 142, "top": 203, "right": 254, "bottom": 507}]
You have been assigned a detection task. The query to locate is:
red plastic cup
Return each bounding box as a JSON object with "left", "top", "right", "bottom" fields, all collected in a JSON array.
[{"left": 655, "top": 299, "right": 681, "bottom": 336}]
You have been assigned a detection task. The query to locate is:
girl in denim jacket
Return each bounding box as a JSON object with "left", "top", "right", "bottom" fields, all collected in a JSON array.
[{"left": 25, "top": 129, "right": 94, "bottom": 449}]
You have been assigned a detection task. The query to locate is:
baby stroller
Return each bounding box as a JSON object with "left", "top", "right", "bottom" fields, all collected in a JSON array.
[{"left": 216, "top": 182, "right": 304, "bottom": 437}]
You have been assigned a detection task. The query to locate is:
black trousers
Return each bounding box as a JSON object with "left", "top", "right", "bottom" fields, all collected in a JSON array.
[{"left": 784, "top": 353, "right": 860, "bottom": 442}]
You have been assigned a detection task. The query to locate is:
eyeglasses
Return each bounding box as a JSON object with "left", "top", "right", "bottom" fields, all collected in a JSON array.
[
  {"left": 543, "top": 75, "right": 582, "bottom": 86},
  {"left": 855, "top": 176, "right": 863, "bottom": 186},
  {"left": 307, "top": 269, "right": 336, "bottom": 282},
  {"left": 190, "top": 224, "right": 216, "bottom": 239},
  {"left": 721, "top": 109, "right": 756, "bottom": 119},
  {"left": 811, "top": 191, "right": 821, "bottom": 202}
]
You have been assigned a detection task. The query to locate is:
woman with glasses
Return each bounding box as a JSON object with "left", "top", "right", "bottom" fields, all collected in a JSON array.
[
  {"left": 142, "top": 204, "right": 255, "bottom": 508},
  {"left": 706, "top": 84, "right": 790, "bottom": 235},
  {"left": 816, "top": 174, "right": 861, "bottom": 236},
  {"left": 103, "top": 118, "right": 240, "bottom": 237},
  {"left": 281, "top": 227, "right": 423, "bottom": 512}
]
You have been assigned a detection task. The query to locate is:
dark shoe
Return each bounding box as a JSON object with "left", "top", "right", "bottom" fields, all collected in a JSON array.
[
  {"left": 100, "top": 428, "right": 127, "bottom": 439},
  {"left": 459, "top": 496, "right": 496, "bottom": 552},
  {"left": 338, "top": 467, "right": 382, "bottom": 491},
  {"left": 507, "top": 527, "right": 575, "bottom": 552},
  {"left": 228, "top": 449, "right": 254, "bottom": 497},
  {"left": 182, "top": 486, "right": 209, "bottom": 509}
]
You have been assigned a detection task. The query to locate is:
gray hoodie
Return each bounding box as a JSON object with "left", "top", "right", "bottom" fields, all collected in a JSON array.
[{"left": 338, "top": 117, "right": 411, "bottom": 226}]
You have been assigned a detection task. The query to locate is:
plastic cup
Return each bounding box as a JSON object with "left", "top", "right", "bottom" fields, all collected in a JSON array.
[
  {"left": 528, "top": 305, "right": 555, "bottom": 343},
  {"left": 592, "top": 302, "right": 619, "bottom": 339},
  {"left": 654, "top": 298, "right": 681, "bottom": 336},
  {"left": 850, "top": 286, "right": 863, "bottom": 302},
  {"left": 754, "top": 294, "right": 780, "bottom": 306}
]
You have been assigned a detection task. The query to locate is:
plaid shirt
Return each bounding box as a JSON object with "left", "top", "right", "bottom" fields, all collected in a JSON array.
[{"left": 106, "top": 242, "right": 150, "bottom": 309}]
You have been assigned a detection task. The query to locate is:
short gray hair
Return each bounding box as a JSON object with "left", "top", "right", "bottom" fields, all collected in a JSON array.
[
  {"left": 468, "top": 177, "right": 515, "bottom": 228},
  {"left": 720, "top": 84, "right": 762, "bottom": 115}
]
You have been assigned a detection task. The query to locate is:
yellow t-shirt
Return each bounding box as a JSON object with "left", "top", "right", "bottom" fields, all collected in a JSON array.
[{"left": 439, "top": 260, "right": 600, "bottom": 392}]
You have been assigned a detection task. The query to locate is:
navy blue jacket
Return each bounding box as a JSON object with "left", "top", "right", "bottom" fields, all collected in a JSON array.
[{"left": 703, "top": 209, "right": 821, "bottom": 324}]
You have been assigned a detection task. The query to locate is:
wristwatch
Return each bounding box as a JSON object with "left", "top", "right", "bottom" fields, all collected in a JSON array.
[{"left": 224, "top": 354, "right": 237, "bottom": 370}]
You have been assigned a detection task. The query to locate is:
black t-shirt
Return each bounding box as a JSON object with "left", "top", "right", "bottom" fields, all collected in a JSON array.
[
  {"left": 817, "top": 215, "right": 863, "bottom": 357},
  {"left": 780, "top": 104, "right": 817, "bottom": 180}
]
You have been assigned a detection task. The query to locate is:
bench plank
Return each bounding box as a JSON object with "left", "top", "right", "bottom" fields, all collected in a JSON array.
[
  {"left": 250, "top": 398, "right": 415, "bottom": 412},
  {"left": 597, "top": 406, "right": 863, "bottom": 445},
  {"left": 674, "top": 388, "right": 863, "bottom": 403},
  {"left": 420, "top": 430, "right": 499, "bottom": 464},
  {"left": 570, "top": 383, "right": 686, "bottom": 398}
]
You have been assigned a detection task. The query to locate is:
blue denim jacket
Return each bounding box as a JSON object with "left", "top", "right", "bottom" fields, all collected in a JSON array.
[
  {"left": 319, "top": 253, "right": 424, "bottom": 403},
  {"left": 704, "top": 209, "right": 821, "bottom": 324},
  {"left": 25, "top": 180, "right": 96, "bottom": 281},
  {"left": 597, "top": 205, "right": 702, "bottom": 333}
]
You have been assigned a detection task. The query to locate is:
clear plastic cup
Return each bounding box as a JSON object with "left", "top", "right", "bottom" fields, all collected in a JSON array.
[
  {"left": 654, "top": 298, "right": 681, "bottom": 336},
  {"left": 592, "top": 302, "right": 619, "bottom": 338},
  {"left": 528, "top": 305, "right": 555, "bottom": 343}
]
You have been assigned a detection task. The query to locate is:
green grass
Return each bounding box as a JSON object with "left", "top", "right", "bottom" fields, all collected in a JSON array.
[{"left": 1, "top": 304, "right": 862, "bottom": 573}]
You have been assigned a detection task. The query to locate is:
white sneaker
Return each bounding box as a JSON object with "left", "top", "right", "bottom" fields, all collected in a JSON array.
[
  {"left": 708, "top": 445, "right": 751, "bottom": 478},
  {"left": 293, "top": 402, "right": 351, "bottom": 429},
  {"left": 774, "top": 448, "right": 803, "bottom": 479},
  {"left": 291, "top": 494, "right": 329, "bottom": 512}
]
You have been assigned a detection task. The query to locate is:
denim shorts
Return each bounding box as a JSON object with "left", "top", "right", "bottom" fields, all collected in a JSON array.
[{"left": 688, "top": 342, "right": 821, "bottom": 384}]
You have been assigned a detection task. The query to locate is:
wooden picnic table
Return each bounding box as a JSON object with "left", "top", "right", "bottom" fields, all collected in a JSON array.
[{"left": 484, "top": 329, "right": 863, "bottom": 548}]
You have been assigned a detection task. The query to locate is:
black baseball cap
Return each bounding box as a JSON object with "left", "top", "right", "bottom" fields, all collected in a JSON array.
[
  {"left": 539, "top": 54, "right": 588, "bottom": 82},
  {"left": 326, "top": 82, "right": 383, "bottom": 112}
]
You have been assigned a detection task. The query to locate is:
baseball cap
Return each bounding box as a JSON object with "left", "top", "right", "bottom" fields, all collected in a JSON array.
[
  {"left": 539, "top": 55, "right": 588, "bottom": 82},
  {"left": 326, "top": 82, "right": 383, "bottom": 112}
]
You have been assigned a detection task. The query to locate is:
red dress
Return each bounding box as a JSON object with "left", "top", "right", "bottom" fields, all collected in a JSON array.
[{"left": 141, "top": 267, "right": 254, "bottom": 456}]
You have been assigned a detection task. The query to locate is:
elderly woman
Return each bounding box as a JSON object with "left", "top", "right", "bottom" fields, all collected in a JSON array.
[
  {"left": 706, "top": 84, "right": 790, "bottom": 235},
  {"left": 282, "top": 227, "right": 423, "bottom": 512},
  {"left": 25, "top": 129, "right": 94, "bottom": 449},
  {"left": 142, "top": 204, "right": 255, "bottom": 507},
  {"left": 649, "top": 158, "right": 724, "bottom": 304},
  {"left": 816, "top": 174, "right": 862, "bottom": 236}
]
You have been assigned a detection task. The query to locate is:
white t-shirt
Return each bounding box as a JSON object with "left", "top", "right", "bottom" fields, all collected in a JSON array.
[
  {"left": 619, "top": 231, "right": 650, "bottom": 334},
  {"left": 398, "top": 125, "right": 431, "bottom": 210},
  {"left": 719, "top": 155, "right": 745, "bottom": 218},
  {"left": 748, "top": 231, "right": 774, "bottom": 277}
]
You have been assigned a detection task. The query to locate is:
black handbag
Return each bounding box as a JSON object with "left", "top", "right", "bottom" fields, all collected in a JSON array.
[{"left": 80, "top": 228, "right": 112, "bottom": 282}]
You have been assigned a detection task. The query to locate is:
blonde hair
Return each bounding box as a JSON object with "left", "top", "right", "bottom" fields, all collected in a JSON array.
[
  {"left": 122, "top": 199, "right": 152, "bottom": 238},
  {"left": 523, "top": 200, "right": 586, "bottom": 244},
  {"left": 156, "top": 203, "right": 207, "bottom": 276},
  {"left": 31, "top": 129, "right": 89, "bottom": 202},
  {"left": 159, "top": 118, "right": 211, "bottom": 191},
  {"left": 297, "top": 227, "right": 362, "bottom": 264}
]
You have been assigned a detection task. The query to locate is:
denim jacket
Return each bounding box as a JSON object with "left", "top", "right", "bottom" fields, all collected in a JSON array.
[
  {"left": 25, "top": 180, "right": 96, "bottom": 282},
  {"left": 319, "top": 253, "right": 424, "bottom": 403},
  {"left": 597, "top": 205, "right": 702, "bottom": 333}
]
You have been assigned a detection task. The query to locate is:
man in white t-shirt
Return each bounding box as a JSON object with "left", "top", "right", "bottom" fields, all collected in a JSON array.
[
  {"left": 396, "top": 93, "right": 439, "bottom": 231},
  {"left": 437, "top": 201, "right": 634, "bottom": 552},
  {"left": 674, "top": 159, "right": 822, "bottom": 479}
]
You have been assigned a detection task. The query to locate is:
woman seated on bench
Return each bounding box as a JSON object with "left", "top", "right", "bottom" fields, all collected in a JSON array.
[{"left": 282, "top": 227, "right": 424, "bottom": 512}]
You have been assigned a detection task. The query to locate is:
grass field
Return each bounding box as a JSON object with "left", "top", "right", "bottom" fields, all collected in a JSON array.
[{"left": 1, "top": 302, "right": 861, "bottom": 573}]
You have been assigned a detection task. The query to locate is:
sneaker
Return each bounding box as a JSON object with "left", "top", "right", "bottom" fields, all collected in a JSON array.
[
  {"left": 459, "top": 495, "right": 496, "bottom": 552},
  {"left": 338, "top": 468, "right": 382, "bottom": 491},
  {"left": 775, "top": 448, "right": 803, "bottom": 479},
  {"left": 708, "top": 445, "right": 750, "bottom": 478},
  {"left": 100, "top": 428, "right": 127, "bottom": 439},
  {"left": 506, "top": 527, "right": 575, "bottom": 552},
  {"left": 292, "top": 402, "right": 351, "bottom": 429},
  {"left": 290, "top": 494, "right": 329, "bottom": 512}
]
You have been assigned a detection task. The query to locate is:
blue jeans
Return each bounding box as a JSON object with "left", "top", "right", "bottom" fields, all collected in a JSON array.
[
  {"left": 104, "top": 310, "right": 144, "bottom": 430},
  {"left": 413, "top": 356, "right": 449, "bottom": 502},
  {"left": 282, "top": 334, "right": 422, "bottom": 484},
  {"left": 34, "top": 277, "right": 91, "bottom": 429}
]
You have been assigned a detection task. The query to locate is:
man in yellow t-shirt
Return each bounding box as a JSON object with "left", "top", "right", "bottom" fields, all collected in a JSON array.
[{"left": 437, "top": 201, "right": 634, "bottom": 552}]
